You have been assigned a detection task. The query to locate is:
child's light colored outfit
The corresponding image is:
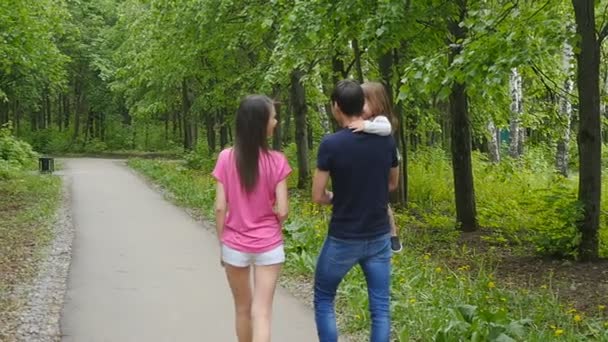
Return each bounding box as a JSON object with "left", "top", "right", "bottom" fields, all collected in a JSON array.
[
  {"left": 363, "top": 115, "right": 392, "bottom": 136},
  {"left": 363, "top": 115, "right": 402, "bottom": 162}
]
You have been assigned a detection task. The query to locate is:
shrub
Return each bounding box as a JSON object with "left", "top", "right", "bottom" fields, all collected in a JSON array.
[{"left": 0, "top": 124, "right": 38, "bottom": 176}]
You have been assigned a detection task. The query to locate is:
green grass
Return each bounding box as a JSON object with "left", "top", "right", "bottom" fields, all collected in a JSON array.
[
  {"left": 0, "top": 173, "right": 62, "bottom": 340},
  {"left": 128, "top": 156, "right": 608, "bottom": 341}
]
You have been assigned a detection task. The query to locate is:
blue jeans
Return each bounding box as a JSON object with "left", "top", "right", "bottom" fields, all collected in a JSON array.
[{"left": 314, "top": 234, "right": 392, "bottom": 342}]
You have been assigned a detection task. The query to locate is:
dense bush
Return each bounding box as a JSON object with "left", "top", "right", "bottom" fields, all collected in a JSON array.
[{"left": 0, "top": 125, "right": 38, "bottom": 179}]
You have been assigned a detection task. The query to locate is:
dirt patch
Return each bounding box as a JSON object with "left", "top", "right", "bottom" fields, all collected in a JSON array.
[
  {"left": 431, "top": 230, "right": 608, "bottom": 315},
  {"left": 495, "top": 256, "right": 608, "bottom": 313}
]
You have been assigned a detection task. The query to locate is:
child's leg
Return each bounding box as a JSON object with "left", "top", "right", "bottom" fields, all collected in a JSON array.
[
  {"left": 388, "top": 205, "right": 403, "bottom": 252},
  {"left": 388, "top": 205, "right": 398, "bottom": 237}
]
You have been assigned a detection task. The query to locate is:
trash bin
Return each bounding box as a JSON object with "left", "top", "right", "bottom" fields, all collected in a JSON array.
[{"left": 39, "top": 157, "right": 54, "bottom": 174}]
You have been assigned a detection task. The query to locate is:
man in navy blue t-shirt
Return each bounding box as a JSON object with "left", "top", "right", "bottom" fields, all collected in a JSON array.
[{"left": 311, "top": 79, "right": 399, "bottom": 342}]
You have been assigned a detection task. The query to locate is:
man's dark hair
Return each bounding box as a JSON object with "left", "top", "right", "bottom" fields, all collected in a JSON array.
[{"left": 330, "top": 79, "right": 364, "bottom": 117}]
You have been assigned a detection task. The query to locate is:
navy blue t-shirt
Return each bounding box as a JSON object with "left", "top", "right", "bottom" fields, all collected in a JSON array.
[{"left": 317, "top": 128, "right": 399, "bottom": 240}]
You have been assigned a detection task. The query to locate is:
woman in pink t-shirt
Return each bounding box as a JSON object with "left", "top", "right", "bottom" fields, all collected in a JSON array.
[{"left": 212, "top": 95, "right": 292, "bottom": 342}]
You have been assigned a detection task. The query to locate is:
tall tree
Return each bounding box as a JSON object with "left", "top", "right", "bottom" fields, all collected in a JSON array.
[
  {"left": 290, "top": 70, "right": 309, "bottom": 189},
  {"left": 571, "top": 0, "right": 602, "bottom": 260},
  {"left": 448, "top": 0, "right": 478, "bottom": 232}
]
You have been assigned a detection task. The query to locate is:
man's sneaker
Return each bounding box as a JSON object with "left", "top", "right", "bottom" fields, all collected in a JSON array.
[{"left": 390, "top": 236, "right": 403, "bottom": 253}]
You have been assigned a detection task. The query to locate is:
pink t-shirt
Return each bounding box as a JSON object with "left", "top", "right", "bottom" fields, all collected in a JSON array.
[{"left": 212, "top": 148, "right": 292, "bottom": 253}]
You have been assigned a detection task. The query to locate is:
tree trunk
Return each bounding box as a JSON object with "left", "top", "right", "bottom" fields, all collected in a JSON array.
[
  {"left": 220, "top": 109, "right": 229, "bottom": 149},
  {"left": 572, "top": 0, "right": 601, "bottom": 260},
  {"left": 556, "top": 39, "right": 574, "bottom": 177},
  {"left": 379, "top": 49, "right": 407, "bottom": 204},
  {"left": 307, "top": 119, "right": 313, "bottom": 149},
  {"left": 602, "top": 61, "right": 608, "bottom": 144},
  {"left": 100, "top": 111, "right": 106, "bottom": 141},
  {"left": 56, "top": 94, "right": 62, "bottom": 130},
  {"left": 45, "top": 91, "right": 51, "bottom": 129},
  {"left": 164, "top": 112, "right": 169, "bottom": 143},
  {"left": 205, "top": 112, "right": 216, "bottom": 154},
  {"left": 448, "top": 3, "right": 478, "bottom": 232},
  {"left": 72, "top": 78, "right": 83, "bottom": 144},
  {"left": 13, "top": 100, "right": 20, "bottom": 134},
  {"left": 283, "top": 100, "right": 293, "bottom": 145},
  {"left": 272, "top": 86, "right": 283, "bottom": 150},
  {"left": 63, "top": 93, "right": 70, "bottom": 129},
  {"left": 352, "top": 39, "right": 364, "bottom": 83},
  {"left": 291, "top": 69, "right": 310, "bottom": 189},
  {"left": 509, "top": 68, "right": 524, "bottom": 158},
  {"left": 181, "top": 79, "right": 194, "bottom": 150},
  {"left": 144, "top": 123, "right": 149, "bottom": 150},
  {"left": 0, "top": 101, "right": 8, "bottom": 125},
  {"left": 84, "top": 110, "right": 94, "bottom": 143},
  {"left": 487, "top": 120, "right": 500, "bottom": 163}
]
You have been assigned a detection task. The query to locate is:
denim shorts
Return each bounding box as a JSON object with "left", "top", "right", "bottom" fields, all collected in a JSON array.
[{"left": 221, "top": 244, "right": 285, "bottom": 267}]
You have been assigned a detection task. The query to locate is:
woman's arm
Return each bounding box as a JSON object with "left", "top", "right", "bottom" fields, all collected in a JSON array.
[
  {"left": 215, "top": 182, "right": 227, "bottom": 241},
  {"left": 275, "top": 179, "right": 289, "bottom": 223}
]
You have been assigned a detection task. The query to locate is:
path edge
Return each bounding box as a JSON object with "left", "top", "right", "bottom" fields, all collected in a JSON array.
[{"left": 14, "top": 176, "right": 75, "bottom": 342}]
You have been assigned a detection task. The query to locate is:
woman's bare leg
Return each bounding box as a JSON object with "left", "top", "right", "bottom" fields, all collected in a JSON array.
[
  {"left": 225, "top": 265, "right": 253, "bottom": 342},
  {"left": 251, "top": 263, "right": 282, "bottom": 342}
]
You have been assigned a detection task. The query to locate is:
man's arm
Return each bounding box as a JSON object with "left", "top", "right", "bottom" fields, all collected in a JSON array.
[
  {"left": 312, "top": 169, "right": 332, "bottom": 205},
  {"left": 389, "top": 166, "right": 399, "bottom": 192}
]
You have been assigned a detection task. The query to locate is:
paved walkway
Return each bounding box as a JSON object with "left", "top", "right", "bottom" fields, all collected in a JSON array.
[{"left": 60, "top": 158, "right": 318, "bottom": 342}]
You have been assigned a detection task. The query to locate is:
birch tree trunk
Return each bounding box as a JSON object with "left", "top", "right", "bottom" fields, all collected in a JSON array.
[
  {"left": 487, "top": 120, "right": 500, "bottom": 163},
  {"left": 509, "top": 68, "right": 523, "bottom": 158},
  {"left": 556, "top": 39, "right": 574, "bottom": 176}
]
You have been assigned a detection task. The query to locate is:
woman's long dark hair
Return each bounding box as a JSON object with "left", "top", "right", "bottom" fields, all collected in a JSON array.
[{"left": 234, "top": 95, "right": 273, "bottom": 193}]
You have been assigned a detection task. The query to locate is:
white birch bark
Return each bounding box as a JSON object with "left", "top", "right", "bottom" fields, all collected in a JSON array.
[
  {"left": 556, "top": 40, "right": 574, "bottom": 177},
  {"left": 487, "top": 119, "right": 500, "bottom": 163},
  {"left": 509, "top": 68, "right": 523, "bottom": 158}
]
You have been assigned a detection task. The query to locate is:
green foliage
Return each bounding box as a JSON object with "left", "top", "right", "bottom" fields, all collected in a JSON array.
[
  {"left": 129, "top": 158, "right": 608, "bottom": 341},
  {"left": 400, "top": 147, "right": 596, "bottom": 259},
  {"left": 183, "top": 142, "right": 216, "bottom": 172},
  {"left": 434, "top": 305, "right": 531, "bottom": 342},
  {"left": 0, "top": 125, "right": 38, "bottom": 178}
]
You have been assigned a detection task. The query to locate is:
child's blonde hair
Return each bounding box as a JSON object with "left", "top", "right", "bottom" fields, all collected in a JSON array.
[{"left": 361, "top": 82, "right": 398, "bottom": 134}]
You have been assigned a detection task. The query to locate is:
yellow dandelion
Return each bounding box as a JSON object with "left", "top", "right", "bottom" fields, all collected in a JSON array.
[
  {"left": 423, "top": 253, "right": 431, "bottom": 260},
  {"left": 573, "top": 314, "right": 582, "bottom": 323},
  {"left": 599, "top": 305, "right": 606, "bottom": 311},
  {"left": 554, "top": 329, "right": 564, "bottom": 337},
  {"left": 435, "top": 267, "right": 442, "bottom": 273},
  {"left": 488, "top": 281, "right": 496, "bottom": 289}
]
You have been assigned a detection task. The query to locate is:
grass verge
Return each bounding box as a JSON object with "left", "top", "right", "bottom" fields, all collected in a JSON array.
[
  {"left": 128, "top": 158, "right": 608, "bottom": 341},
  {"left": 0, "top": 174, "right": 62, "bottom": 340}
]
